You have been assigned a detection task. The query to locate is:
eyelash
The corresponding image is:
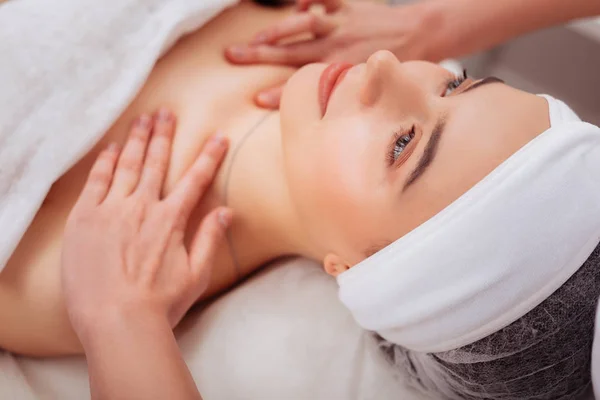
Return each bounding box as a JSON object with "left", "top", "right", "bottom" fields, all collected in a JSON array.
[
  {"left": 444, "top": 69, "right": 468, "bottom": 97},
  {"left": 386, "top": 70, "right": 468, "bottom": 166},
  {"left": 387, "top": 126, "right": 416, "bottom": 166}
]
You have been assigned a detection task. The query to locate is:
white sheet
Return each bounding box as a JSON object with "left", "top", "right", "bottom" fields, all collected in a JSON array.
[
  {"left": 2, "top": 260, "right": 595, "bottom": 399},
  {"left": 2, "top": 259, "right": 419, "bottom": 400},
  {"left": 0, "top": 0, "right": 235, "bottom": 271}
]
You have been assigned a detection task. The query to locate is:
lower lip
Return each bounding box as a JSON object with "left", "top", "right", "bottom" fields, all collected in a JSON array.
[{"left": 318, "top": 62, "right": 353, "bottom": 116}]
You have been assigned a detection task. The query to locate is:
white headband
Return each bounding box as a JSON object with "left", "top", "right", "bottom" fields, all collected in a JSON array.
[{"left": 337, "top": 95, "right": 600, "bottom": 353}]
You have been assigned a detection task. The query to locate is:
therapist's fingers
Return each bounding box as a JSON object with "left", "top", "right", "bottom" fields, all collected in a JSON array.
[
  {"left": 167, "top": 134, "right": 228, "bottom": 229},
  {"left": 107, "top": 114, "right": 152, "bottom": 198},
  {"left": 297, "top": 0, "right": 343, "bottom": 13},
  {"left": 250, "top": 12, "right": 336, "bottom": 46},
  {"left": 188, "top": 207, "right": 232, "bottom": 283},
  {"left": 255, "top": 85, "right": 284, "bottom": 109},
  {"left": 78, "top": 143, "right": 120, "bottom": 207},
  {"left": 226, "top": 39, "right": 327, "bottom": 66},
  {"left": 137, "top": 109, "right": 176, "bottom": 198}
]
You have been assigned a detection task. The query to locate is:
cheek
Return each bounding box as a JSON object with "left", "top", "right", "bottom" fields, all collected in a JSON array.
[
  {"left": 282, "top": 107, "right": 407, "bottom": 258},
  {"left": 329, "top": 197, "right": 407, "bottom": 266},
  {"left": 283, "top": 127, "right": 352, "bottom": 224},
  {"left": 282, "top": 122, "right": 380, "bottom": 247},
  {"left": 293, "top": 154, "right": 396, "bottom": 260}
]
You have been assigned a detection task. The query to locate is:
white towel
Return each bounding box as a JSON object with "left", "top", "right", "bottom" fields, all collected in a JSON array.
[{"left": 0, "top": 0, "right": 237, "bottom": 271}]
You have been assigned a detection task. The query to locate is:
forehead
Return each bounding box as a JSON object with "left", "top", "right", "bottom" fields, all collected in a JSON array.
[{"left": 403, "top": 84, "right": 541, "bottom": 213}]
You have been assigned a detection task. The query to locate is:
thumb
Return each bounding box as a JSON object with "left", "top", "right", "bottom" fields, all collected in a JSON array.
[
  {"left": 255, "top": 85, "right": 284, "bottom": 109},
  {"left": 189, "top": 207, "right": 232, "bottom": 278}
]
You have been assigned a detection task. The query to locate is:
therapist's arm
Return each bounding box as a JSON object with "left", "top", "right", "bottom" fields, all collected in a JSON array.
[
  {"left": 228, "top": 0, "right": 600, "bottom": 109},
  {"left": 429, "top": 0, "right": 600, "bottom": 61},
  {"left": 81, "top": 312, "right": 202, "bottom": 400},
  {"left": 61, "top": 110, "right": 231, "bottom": 400},
  {"left": 234, "top": 0, "right": 600, "bottom": 64}
]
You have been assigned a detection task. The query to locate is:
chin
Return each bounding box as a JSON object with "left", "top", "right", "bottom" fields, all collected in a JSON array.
[{"left": 280, "top": 63, "right": 324, "bottom": 123}]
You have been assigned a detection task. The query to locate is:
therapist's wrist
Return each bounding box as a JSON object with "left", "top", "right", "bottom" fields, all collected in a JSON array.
[
  {"left": 417, "top": 0, "right": 525, "bottom": 62},
  {"left": 403, "top": 0, "right": 491, "bottom": 62},
  {"left": 73, "top": 304, "right": 170, "bottom": 350},
  {"left": 427, "top": 0, "right": 487, "bottom": 61},
  {"left": 392, "top": 0, "right": 448, "bottom": 62}
]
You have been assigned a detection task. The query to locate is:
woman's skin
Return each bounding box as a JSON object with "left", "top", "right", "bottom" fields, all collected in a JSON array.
[
  {"left": 0, "top": 1, "right": 550, "bottom": 357},
  {"left": 0, "top": 0, "right": 298, "bottom": 357}
]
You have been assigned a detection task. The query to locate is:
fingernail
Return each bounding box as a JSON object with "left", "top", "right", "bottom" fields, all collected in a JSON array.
[
  {"left": 137, "top": 114, "right": 151, "bottom": 128},
  {"left": 228, "top": 46, "right": 246, "bottom": 59},
  {"left": 157, "top": 108, "right": 172, "bottom": 121},
  {"left": 107, "top": 142, "right": 119, "bottom": 152},
  {"left": 212, "top": 132, "right": 226, "bottom": 146},
  {"left": 251, "top": 33, "right": 268, "bottom": 45},
  {"left": 218, "top": 209, "right": 232, "bottom": 228},
  {"left": 257, "top": 92, "right": 275, "bottom": 107}
]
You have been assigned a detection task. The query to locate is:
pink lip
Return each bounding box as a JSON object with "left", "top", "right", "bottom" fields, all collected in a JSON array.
[{"left": 318, "top": 62, "right": 353, "bottom": 116}]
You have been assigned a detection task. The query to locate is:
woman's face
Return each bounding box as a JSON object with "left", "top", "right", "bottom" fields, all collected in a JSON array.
[{"left": 279, "top": 51, "right": 549, "bottom": 275}]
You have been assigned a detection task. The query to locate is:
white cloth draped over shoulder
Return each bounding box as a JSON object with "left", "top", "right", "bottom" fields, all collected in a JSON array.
[{"left": 0, "top": 0, "right": 236, "bottom": 272}]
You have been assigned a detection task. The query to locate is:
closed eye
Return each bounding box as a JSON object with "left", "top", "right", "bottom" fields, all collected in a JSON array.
[
  {"left": 443, "top": 70, "right": 468, "bottom": 97},
  {"left": 387, "top": 126, "right": 416, "bottom": 166}
]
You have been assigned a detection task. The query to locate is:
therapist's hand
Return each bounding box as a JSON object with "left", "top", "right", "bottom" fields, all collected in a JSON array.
[
  {"left": 226, "top": 0, "right": 435, "bottom": 109},
  {"left": 61, "top": 110, "right": 231, "bottom": 342}
]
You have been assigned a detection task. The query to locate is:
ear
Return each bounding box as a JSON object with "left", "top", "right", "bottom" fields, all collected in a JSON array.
[{"left": 323, "top": 253, "right": 351, "bottom": 277}]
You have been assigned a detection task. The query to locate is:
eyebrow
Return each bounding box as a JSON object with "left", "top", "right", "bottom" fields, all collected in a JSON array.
[
  {"left": 462, "top": 76, "right": 504, "bottom": 94},
  {"left": 402, "top": 76, "right": 504, "bottom": 190},
  {"left": 403, "top": 117, "right": 445, "bottom": 190}
]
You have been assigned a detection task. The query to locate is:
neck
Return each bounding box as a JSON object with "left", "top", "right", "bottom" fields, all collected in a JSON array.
[{"left": 221, "top": 110, "right": 321, "bottom": 271}]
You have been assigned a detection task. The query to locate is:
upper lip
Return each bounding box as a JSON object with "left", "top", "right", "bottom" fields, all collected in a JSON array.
[{"left": 318, "top": 62, "right": 353, "bottom": 116}]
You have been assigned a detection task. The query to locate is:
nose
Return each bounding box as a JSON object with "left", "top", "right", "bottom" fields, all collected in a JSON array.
[{"left": 360, "top": 50, "right": 399, "bottom": 106}]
